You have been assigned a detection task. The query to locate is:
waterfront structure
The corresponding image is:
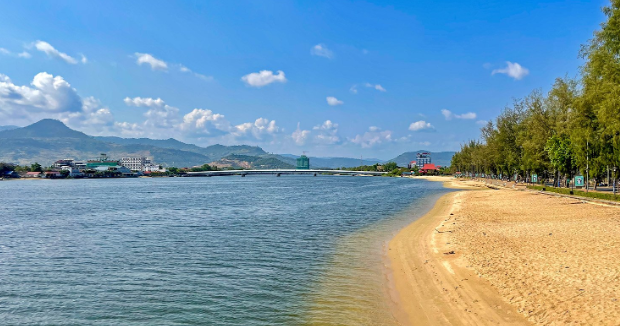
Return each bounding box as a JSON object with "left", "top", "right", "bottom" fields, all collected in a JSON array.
[
  {"left": 53, "top": 159, "right": 75, "bottom": 168},
  {"left": 86, "top": 153, "right": 120, "bottom": 169},
  {"left": 120, "top": 157, "right": 150, "bottom": 171},
  {"left": 296, "top": 155, "right": 310, "bottom": 170},
  {"left": 408, "top": 160, "right": 417, "bottom": 169},
  {"left": 420, "top": 163, "right": 440, "bottom": 174},
  {"left": 61, "top": 166, "right": 83, "bottom": 177},
  {"left": 415, "top": 152, "right": 431, "bottom": 169}
]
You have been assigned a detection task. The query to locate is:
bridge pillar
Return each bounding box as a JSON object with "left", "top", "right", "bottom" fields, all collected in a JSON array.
[
  {"left": 314, "top": 173, "right": 317, "bottom": 177},
  {"left": 276, "top": 173, "right": 281, "bottom": 177},
  {"left": 241, "top": 174, "right": 246, "bottom": 177}
]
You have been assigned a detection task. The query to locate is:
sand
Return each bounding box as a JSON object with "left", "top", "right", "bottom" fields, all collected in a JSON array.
[{"left": 389, "top": 178, "right": 620, "bottom": 325}]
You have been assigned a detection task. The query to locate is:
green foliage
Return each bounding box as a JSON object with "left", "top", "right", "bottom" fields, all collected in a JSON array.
[
  {"left": 544, "top": 135, "right": 573, "bottom": 176},
  {"left": 383, "top": 162, "right": 398, "bottom": 172},
  {"left": 452, "top": 3, "right": 620, "bottom": 188},
  {"left": 190, "top": 164, "right": 216, "bottom": 172},
  {"left": 30, "top": 162, "right": 42, "bottom": 172},
  {"left": 527, "top": 185, "right": 620, "bottom": 202}
]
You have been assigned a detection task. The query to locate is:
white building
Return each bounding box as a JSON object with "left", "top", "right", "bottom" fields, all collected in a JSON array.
[
  {"left": 120, "top": 157, "right": 152, "bottom": 171},
  {"left": 61, "top": 166, "right": 84, "bottom": 177}
]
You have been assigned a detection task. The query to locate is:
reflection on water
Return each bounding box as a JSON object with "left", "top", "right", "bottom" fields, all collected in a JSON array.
[{"left": 0, "top": 176, "right": 447, "bottom": 325}]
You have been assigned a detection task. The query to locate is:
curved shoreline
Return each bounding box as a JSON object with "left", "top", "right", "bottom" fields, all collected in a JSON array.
[{"left": 388, "top": 179, "right": 529, "bottom": 325}]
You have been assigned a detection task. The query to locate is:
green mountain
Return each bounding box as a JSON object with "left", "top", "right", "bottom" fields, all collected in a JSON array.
[
  {"left": 0, "top": 120, "right": 266, "bottom": 167},
  {"left": 274, "top": 154, "right": 384, "bottom": 169},
  {"left": 211, "top": 154, "right": 295, "bottom": 169},
  {"left": 389, "top": 151, "right": 455, "bottom": 167}
]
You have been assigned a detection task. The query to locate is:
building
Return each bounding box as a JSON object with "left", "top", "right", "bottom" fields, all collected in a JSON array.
[
  {"left": 420, "top": 163, "right": 441, "bottom": 174},
  {"left": 408, "top": 160, "right": 417, "bottom": 169},
  {"left": 53, "top": 159, "right": 75, "bottom": 168},
  {"left": 61, "top": 166, "right": 83, "bottom": 177},
  {"left": 86, "top": 153, "right": 120, "bottom": 169},
  {"left": 25, "top": 172, "right": 42, "bottom": 178},
  {"left": 120, "top": 157, "right": 151, "bottom": 171},
  {"left": 415, "top": 152, "right": 431, "bottom": 169},
  {"left": 296, "top": 155, "right": 310, "bottom": 170}
]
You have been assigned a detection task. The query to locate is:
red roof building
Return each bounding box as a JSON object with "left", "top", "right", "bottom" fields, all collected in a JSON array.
[
  {"left": 420, "top": 163, "right": 441, "bottom": 174},
  {"left": 408, "top": 160, "right": 417, "bottom": 169}
]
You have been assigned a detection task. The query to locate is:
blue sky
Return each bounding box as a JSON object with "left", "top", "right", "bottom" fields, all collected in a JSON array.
[{"left": 0, "top": 0, "right": 606, "bottom": 158}]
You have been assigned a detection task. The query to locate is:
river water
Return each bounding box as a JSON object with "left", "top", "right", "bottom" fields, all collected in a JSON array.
[{"left": 0, "top": 176, "right": 448, "bottom": 325}]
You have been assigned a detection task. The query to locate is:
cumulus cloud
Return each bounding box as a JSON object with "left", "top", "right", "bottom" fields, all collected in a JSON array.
[
  {"left": 233, "top": 118, "right": 280, "bottom": 140},
  {"left": 33, "top": 41, "right": 79, "bottom": 64},
  {"left": 241, "top": 70, "right": 287, "bottom": 87},
  {"left": 350, "top": 126, "right": 392, "bottom": 148},
  {"left": 408, "top": 120, "right": 434, "bottom": 131},
  {"left": 491, "top": 61, "right": 529, "bottom": 80},
  {"left": 313, "top": 120, "right": 340, "bottom": 144},
  {"left": 326, "top": 96, "right": 343, "bottom": 106},
  {"left": 18, "top": 51, "right": 31, "bottom": 58},
  {"left": 311, "top": 44, "right": 333, "bottom": 59},
  {"left": 476, "top": 120, "right": 488, "bottom": 126},
  {"left": 179, "top": 108, "right": 231, "bottom": 135},
  {"left": 441, "top": 109, "right": 477, "bottom": 120},
  {"left": 292, "top": 123, "right": 311, "bottom": 145},
  {"left": 0, "top": 72, "right": 113, "bottom": 129},
  {"left": 80, "top": 54, "right": 88, "bottom": 64},
  {"left": 365, "top": 83, "right": 386, "bottom": 92},
  {"left": 135, "top": 52, "right": 168, "bottom": 71},
  {"left": 0, "top": 48, "right": 9, "bottom": 55}
]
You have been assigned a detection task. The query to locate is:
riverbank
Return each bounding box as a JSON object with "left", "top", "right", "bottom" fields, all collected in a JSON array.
[{"left": 389, "top": 176, "right": 620, "bottom": 325}]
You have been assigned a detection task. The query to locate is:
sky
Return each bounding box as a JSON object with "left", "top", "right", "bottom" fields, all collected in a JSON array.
[{"left": 0, "top": 0, "right": 607, "bottom": 159}]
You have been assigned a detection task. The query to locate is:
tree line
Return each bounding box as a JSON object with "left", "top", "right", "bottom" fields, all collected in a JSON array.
[{"left": 451, "top": 1, "right": 620, "bottom": 188}]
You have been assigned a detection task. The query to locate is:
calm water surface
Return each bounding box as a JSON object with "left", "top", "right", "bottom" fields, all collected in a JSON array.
[{"left": 0, "top": 176, "right": 448, "bottom": 325}]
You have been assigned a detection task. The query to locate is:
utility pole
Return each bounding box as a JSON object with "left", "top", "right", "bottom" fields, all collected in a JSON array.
[
  {"left": 586, "top": 140, "right": 589, "bottom": 193},
  {"left": 614, "top": 166, "right": 617, "bottom": 196}
]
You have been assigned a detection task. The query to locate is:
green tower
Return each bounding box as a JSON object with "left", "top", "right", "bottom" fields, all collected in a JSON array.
[{"left": 296, "top": 155, "right": 310, "bottom": 170}]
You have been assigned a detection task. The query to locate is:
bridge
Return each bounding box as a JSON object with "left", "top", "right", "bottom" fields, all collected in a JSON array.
[{"left": 186, "top": 169, "right": 386, "bottom": 177}]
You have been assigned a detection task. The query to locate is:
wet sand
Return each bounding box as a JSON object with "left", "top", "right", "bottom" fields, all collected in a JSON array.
[{"left": 390, "top": 177, "right": 620, "bottom": 325}]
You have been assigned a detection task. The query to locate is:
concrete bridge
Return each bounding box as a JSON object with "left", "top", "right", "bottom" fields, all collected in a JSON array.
[{"left": 186, "top": 169, "right": 386, "bottom": 177}]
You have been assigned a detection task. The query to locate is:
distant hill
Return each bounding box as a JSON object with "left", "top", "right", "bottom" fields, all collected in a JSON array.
[
  {"left": 275, "top": 154, "right": 384, "bottom": 169},
  {"left": 389, "top": 151, "right": 455, "bottom": 167},
  {"left": 95, "top": 136, "right": 266, "bottom": 161},
  {"left": 0, "top": 125, "right": 19, "bottom": 132},
  {"left": 211, "top": 154, "right": 294, "bottom": 169},
  {"left": 0, "top": 119, "right": 90, "bottom": 139},
  {"left": 0, "top": 120, "right": 265, "bottom": 167}
]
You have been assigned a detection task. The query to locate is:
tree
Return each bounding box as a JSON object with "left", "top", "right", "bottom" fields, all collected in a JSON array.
[
  {"left": 31, "top": 162, "right": 42, "bottom": 172},
  {"left": 383, "top": 162, "right": 398, "bottom": 172}
]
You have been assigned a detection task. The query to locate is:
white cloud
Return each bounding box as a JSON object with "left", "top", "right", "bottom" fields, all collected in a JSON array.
[
  {"left": 313, "top": 120, "right": 340, "bottom": 144},
  {"left": 80, "top": 54, "right": 88, "bottom": 64},
  {"left": 33, "top": 41, "right": 78, "bottom": 64},
  {"left": 179, "top": 65, "right": 213, "bottom": 81},
  {"left": 124, "top": 97, "right": 179, "bottom": 129},
  {"left": 441, "top": 109, "right": 477, "bottom": 120},
  {"left": 0, "top": 47, "right": 32, "bottom": 59},
  {"left": 241, "top": 70, "right": 287, "bottom": 87},
  {"left": 491, "top": 61, "right": 529, "bottom": 80},
  {"left": 364, "top": 83, "right": 386, "bottom": 92},
  {"left": 408, "top": 120, "right": 434, "bottom": 131},
  {"left": 349, "top": 85, "right": 358, "bottom": 94},
  {"left": 179, "top": 108, "right": 231, "bottom": 135},
  {"left": 135, "top": 52, "right": 168, "bottom": 71},
  {"left": 326, "top": 96, "right": 343, "bottom": 106},
  {"left": 292, "top": 123, "right": 311, "bottom": 145},
  {"left": 0, "top": 72, "right": 112, "bottom": 129},
  {"left": 311, "top": 44, "right": 333, "bottom": 59},
  {"left": 233, "top": 118, "right": 280, "bottom": 139},
  {"left": 350, "top": 126, "right": 392, "bottom": 148},
  {"left": 476, "top": 120, "right": 488, "bottom": 126}
]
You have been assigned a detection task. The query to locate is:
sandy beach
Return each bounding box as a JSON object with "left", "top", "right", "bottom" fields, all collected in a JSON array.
[{"left": 389, "top": 177, "right": 620, "bottom": 325}]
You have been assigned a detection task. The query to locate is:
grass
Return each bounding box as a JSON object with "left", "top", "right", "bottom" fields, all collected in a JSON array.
[{"left": 527, "top": 185, "right": 620, "bottom": 202}]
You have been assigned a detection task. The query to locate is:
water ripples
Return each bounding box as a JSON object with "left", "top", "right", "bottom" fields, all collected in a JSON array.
[{"left": 0, "top": 176, "right": 447, "bottom": 325}]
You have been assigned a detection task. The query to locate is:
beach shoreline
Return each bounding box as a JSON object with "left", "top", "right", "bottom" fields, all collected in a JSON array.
[{"left": 389, "top": 176, "right": 620, "bottom": 325}]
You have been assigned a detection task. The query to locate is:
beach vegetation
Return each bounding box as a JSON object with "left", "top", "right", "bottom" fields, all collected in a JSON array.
[{"left": 452, "top": 1, "right": 620, "bottom": 189}]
